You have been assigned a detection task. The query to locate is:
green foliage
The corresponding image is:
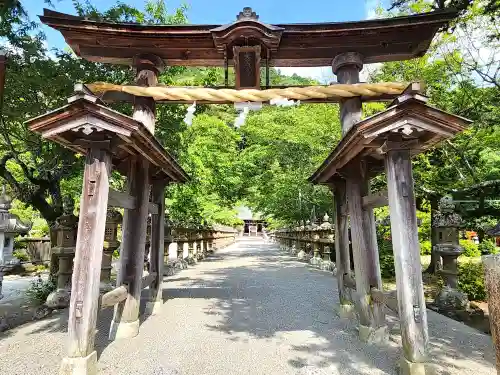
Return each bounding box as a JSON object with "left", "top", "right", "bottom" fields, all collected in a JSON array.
[
  {"left": 478, "top": 239, "right": 497, "bottom": 255},
  {"left": 25, "top": 277, "right": 56, "bottom": 306},
  {"left": 13, "top": 250, "right": 29, "bottom": 262},
  {"left": 239, "top": 104, "right": 341, "bottom": 224},
  {"left": 420, "top": 240, "right": 432, "bottom": 255},
  {"left": 458, "top": 260, "right": 486, "bottom": 301},
  {"left": 459, "top": 239, "right": 481, "bottom": 257},
  {"left": 378, "top": 239, "right": 396, "bottom": 279}
]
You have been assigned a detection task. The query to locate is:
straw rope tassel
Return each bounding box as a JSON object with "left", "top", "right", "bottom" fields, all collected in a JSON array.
[{"left": 88, "top": 82, "right": 409, "bottom": 103}]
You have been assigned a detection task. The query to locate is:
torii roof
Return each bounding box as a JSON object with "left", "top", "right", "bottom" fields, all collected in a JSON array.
[
  {"left": 309, "top": 93, "right": 472, "bottom": 184},
  {"left": 39, "top": 8, "right": 457, "bottom": 67},
  {"left": 25, "top": 87, "right": 189, "bottom": 183}
]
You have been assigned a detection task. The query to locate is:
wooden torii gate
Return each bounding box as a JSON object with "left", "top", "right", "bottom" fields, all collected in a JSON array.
[
  {"left": 33, "top": 6, "right": 466, "bottom": 375},
  {"left": 26, "top": 87, "right": 189, "bottom": 374},
  {"left": 309, "top": 87, "right": 471, "bottom": 374}
]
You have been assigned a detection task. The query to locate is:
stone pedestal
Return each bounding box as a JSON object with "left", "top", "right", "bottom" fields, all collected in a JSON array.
[
  {"left": 46, "top": 197, "right": 78, "bottom": 309},
  {"left": 100, "top": 210, "right": 121, "bottom": 292},
  {"left": 433, "top": 196, "right": 469, "bottom": 312}
]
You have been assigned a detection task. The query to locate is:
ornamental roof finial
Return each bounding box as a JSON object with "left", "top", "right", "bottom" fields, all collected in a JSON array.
[{"left": 237, "top": 7, "right": 259, "bottom": 21}]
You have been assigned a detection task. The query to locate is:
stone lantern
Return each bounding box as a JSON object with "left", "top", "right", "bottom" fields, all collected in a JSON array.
[
  {"left": 101, "top": 209, "right": 122, "bottom": 292},
  {"left": 0, "top": 187, "right": 30, "bottom": 265},
  {"left": 46, "top": 196, "right": 78, "bottom": 308},
  {"left": 0, "top": 187, "right": 30, "bottom": 300},
  {"left": 319, "top": 214, "right": 335, "bottom": 271},
  {"left": 433, "top": 195, "right": 469, "bottom": 312},
  {"left": 310, "top": 221, "right": 321, "bottom": 267}
]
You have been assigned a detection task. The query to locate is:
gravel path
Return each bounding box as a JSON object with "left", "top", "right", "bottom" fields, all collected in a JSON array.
[{"left": 0, "top": 238, "right": 496, "bottom": 375}]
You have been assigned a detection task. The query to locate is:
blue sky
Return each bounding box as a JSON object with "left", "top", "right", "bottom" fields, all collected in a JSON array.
[{"left": 22, "top": 0, "right": 382, "bottom": 82}]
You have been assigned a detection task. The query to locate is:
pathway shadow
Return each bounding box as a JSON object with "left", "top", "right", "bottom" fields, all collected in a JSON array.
[{"left": 163, "top": 242, "right": 496, "bottom": 374}]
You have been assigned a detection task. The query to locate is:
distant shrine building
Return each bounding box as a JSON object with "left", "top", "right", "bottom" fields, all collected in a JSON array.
[{"left": 236, "top": 206, "right": 267, "bottom": 236}]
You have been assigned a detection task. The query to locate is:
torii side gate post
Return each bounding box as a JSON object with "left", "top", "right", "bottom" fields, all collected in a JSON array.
[
  {"left": 26, "top": 85, "right": 189, "bottom": 375},
  {"left": 37, "top": 6, "right": 466, "bottom": 375},
  {"left": 310, "top": 89, "right": 471, "bottom": 374}
]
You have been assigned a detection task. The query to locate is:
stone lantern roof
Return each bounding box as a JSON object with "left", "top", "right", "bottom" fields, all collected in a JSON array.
[{"left": 0, "top": 187, "right": 31, "bottom": 234}]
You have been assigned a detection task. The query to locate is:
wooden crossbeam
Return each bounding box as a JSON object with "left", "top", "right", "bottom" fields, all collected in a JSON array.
[
  {"left": 108, "top": 189, "right": 136, "bottom": 209},
  {"left": 108, "top": 188, "right": 159, "bottom": 214},
  {"left": 141, "top": 272, "right": 157, "bottom": 289},
  {"left": 362, "top": 190, "right": 388, "bottom": 209},
  {"left": 101, "top": 285, "right": 128, "bottom": 309}
]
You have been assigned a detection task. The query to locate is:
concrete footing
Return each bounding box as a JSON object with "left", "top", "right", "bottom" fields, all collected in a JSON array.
[
  {"left": 59, "top": 351, "right": 98, "bottom": 375},
  {"left": 358, "top": 324, "right": 389, "bottom": 344},
  {"left": 109, "top": 319, "right": 139, "bottom": 340},
  {"left": 398, "top": 356, "right": 427, "bottom": 375}
]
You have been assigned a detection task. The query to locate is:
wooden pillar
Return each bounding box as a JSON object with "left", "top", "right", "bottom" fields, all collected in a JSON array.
[
  {"left": 483, "top": 254, "right": 500, "bottom": 373},
  {"left": 109, "top": 54, "right": 161, "bottom": 339},
  {"left": 332, "top": 52, "right": 362, "bottom": 135},
  {"left": 109, "top": 157, "right": 150, "bottom": 340},
  {"left": 385, "top": 142, "right": 429, "bottom": 374},
  {"left": 331, "top": 179, "right": 355, "bottom": 317},
  {"left": 132, "top": 54, "right": 163, "bottom": 134},
  {"left": 146, "top": 181, "right": 167, "bottom": 315},
  {"left": 59, "top": 146, "right": 111, "bottom": 375},
  {"left": 345, "top": 159, "right": 387, "bottom": 342},
  {"left": 333, "top": 52, "right": 386, "bottom": 342}
]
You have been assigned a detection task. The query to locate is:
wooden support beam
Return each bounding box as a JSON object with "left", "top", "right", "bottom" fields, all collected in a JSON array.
[
  {"left": 101, "top": 285, "right": 128, "bottom": 309},
  {"left": 360, "top": 167, "right": 385, "bottom": 328},
  {"left": 141, "top": 272, "right": 157, "bottom": 289},
  {"left": 60, "top": 146, "right": 111, "bottom": 375},
  {"left": 332, "top": 179, "right": 354, "bottom": 315},
  {"left": 370, "top": 288, "right": 399, "bottom": 314},
  {"left": 385, "top": 146, "right": 428, "bottom": 368},
  {"left": 108, "top": 189, "right": 136, "bottom": 209},
  {"left": 483, "top": 254, "right": 500, "bottom": 373},
  {"left": 107, "top": 189, "right": 157, "bottom": 213},
  {"left": 362, "top": 190, "right": 388, "bottom": 209},
  {"left": 345, "top": 158, "right": 387, "bottom": 342},
  {"left": 110, "top": 157, "right": 150, "bottom": 340},
  {"left": 148, "top": 202, "right": 159, "bottom": 215}
]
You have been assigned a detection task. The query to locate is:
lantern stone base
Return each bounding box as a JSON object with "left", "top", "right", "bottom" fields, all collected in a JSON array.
[
  {"left": 146, "top": 300, "right": 162, "bottom": 315},
  {"left": 358, "top": 324, "right": 389, "bottom": 344},
  {"left": 309, "top": 255, "right": 321, "bottom": 267},
  {"left": 320, "top": 260, "right": 335, "bottom": 272},
  {"left": 398, "top": 357, "right": 427, "bottom": 375},
  {"left": 109, "top": 319, "right": 139, "bottom": 340},
  {"left": 164, "top": 264, "right": 176, "bottom": 276},
  {"left": 297, "top": 250, "right": 308, "bottom": 260},
  {"left": 59, "top": 351, "right": 98, "bottom": 375},
  {"left": 46, "top": 289, "right": 71, "bottom": 309},
  {"left": 435, "top": 286, "right": 469, "bottom": 311}
]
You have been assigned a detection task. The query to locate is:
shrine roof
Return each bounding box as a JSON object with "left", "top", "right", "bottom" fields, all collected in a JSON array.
[
  {"left": 40, "top": 8, "right": 457, "bottom": 67},
  {"left": 309, "top": 93, "right": 472, "bottom": 184},
  {"left": 25, "top": 88, "right": 189, "bottom": 183}
]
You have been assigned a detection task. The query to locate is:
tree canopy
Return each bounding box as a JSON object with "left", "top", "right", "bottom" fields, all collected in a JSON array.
[{"left": 0, "top": 0, "right": 498, "bottom": 245}]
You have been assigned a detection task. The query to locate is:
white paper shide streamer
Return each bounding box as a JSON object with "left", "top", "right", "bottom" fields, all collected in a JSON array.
[
  {"left": 233, "top": 102, "right": 262, "bottom": 128},
  {"left": 183, "top": 101, "right": 197, "bottom": 126}
]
